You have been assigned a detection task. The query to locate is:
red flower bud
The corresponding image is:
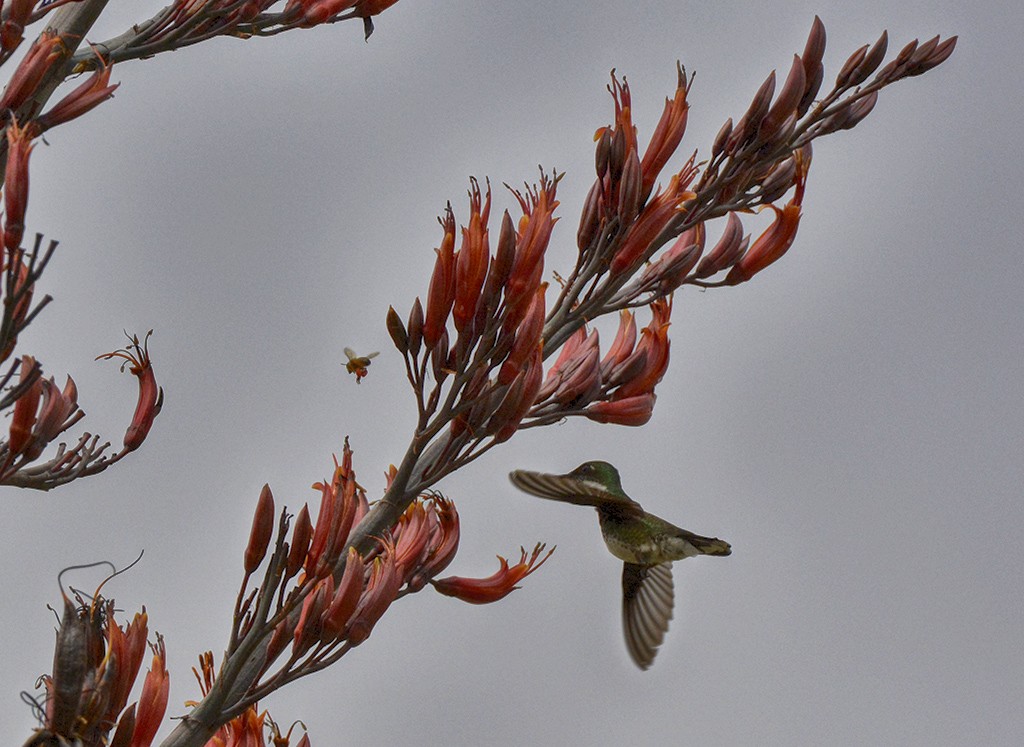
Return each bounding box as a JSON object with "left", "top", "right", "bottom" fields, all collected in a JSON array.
[
  {"left": 244, "top": 484, "right": 276, "bottom": 575},
  {"left": 423, "top": 209, "right": 456, "bottom": 348}
]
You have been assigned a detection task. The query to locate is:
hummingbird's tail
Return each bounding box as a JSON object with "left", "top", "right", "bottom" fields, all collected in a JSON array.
[{"left": 685, "top": 532, "right": 731, "bottom": 556}]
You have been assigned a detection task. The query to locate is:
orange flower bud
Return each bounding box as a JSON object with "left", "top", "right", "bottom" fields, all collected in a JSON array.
[
  {"left": 244, "top": 484, "right": 276, "bottom": 575},
  {"left": 431, "top": 543, "right": 554, "bottom": 604},
  {"left": 576, "top": 177, "right": 606, "bottom": 252},
  {"left": 504, "top": 175, "right": 559, "bottom": 325},
  {"left": 453, "top": 179, "right": 491, "bottom": 334},
  {"left": 132, "top": 637, "right": 169, "bottom": 747},
  {"left": 406, "top": 297, "right": 424, "bottom": 357},
  {"left": 693, "top": 212, "right": 747, "bottom": 279},
  {"left": 759, "top": 55, "right": 806, "bottom": 143},
  {"left": 423, "top": 209, "right": 456, "bottom": 348},
  {"left": 799, "top": 17, "right": 827, "bottom": 117},
  {"left": 285, "top": 504, "right": 313, "bottom": 581},
  {"left": 609, "top": 168, "right": 695, "bottom": 275},
  {"left": 639, "top": 63, "right": 690, "bottom": 201},
  {"left": 386, "top": 305, "right": 408, "bottom": 355}
]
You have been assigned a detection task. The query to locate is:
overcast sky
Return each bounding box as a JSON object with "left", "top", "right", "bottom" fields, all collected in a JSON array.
[{"left": 4, "top": 1, "right": 1021, "bottom": 744}]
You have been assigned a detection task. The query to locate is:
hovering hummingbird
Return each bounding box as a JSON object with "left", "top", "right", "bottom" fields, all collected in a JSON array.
[
  {"left": 508, "top": 461, "right": 730, "bottom": 670},
  {"left": 343, "top": 348, "right": 379, "bottom": 384}
]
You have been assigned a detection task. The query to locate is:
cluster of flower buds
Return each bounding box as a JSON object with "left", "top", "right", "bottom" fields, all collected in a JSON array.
[
  {"left": 211, "top": 440, "right": 549, "bottom": 717},
  {"left": 575, "top": 66, "right": 699, "bottom": 281},
  {"left": 0, "top": 330, "right": 163, "bottom": 489},
  {"left": 52, "top": 0, "right": 402, "bottom": 73},
  {"left": 24, "top": 592, "right": 168, "bottom": 747},
  {"left": 0, "top": 33, "right": 119, "bottom": 139},
  {"left": 563, "top": 18, "right": 956, "bottom": 319},
  {"left": 1, "top": 354, "right": 79, "bottom": 477},
  {"left": 525, "top": 298, "right": 672, "bottom": 429},
  {"left": 386, "top": 174, "right": 559, "bottom": 461}
]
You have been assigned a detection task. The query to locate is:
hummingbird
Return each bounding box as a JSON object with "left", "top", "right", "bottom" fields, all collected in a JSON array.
[{"left": 508, "top": 460, "right": 730, "bottom": 670}]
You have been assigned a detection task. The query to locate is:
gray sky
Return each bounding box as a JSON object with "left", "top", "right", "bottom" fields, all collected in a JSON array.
[{"left": 4, "top": 1, "right": 1022, "bottom": 744}]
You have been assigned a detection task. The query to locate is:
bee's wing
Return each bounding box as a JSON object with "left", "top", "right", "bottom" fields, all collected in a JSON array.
[
  {"left": 622, "top": 562, "right": 674, "bottom": 670},
  {"left": 343, "top": 347, "right": 357, "bottom": 360},
  {"left": 365, "top": 351, "right": 380, "bottom": 360}
]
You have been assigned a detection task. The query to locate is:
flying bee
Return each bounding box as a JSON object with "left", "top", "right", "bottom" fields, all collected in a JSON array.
[{"left": 344, "top": 347, "right": 379, "bottom": 384}]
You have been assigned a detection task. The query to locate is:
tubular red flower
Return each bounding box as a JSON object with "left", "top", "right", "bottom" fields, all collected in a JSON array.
[
  {"left": 0, "top": 0, "right": 33, "bottom": 52},
  {"left": 393, "top": 500, "right": 430, "bottom": 575},
  {"left": 725, "top": 147, "right": 811, "bottom": 285},
  {"left": 422, "top": 209, "right": 457, "bottom": 348},
  {"left": 0, "top": 31, "right": 62, "bottom": 112},
  {"left": 4, "top": 118, "right": 35, "bottom": 252},
  {"left": 96, "top": 331, "right": 163, "bottom": 452},
  {"left": 613, "top": 297, "right": 672, "bottom": 400},
  {"left": 24, "top": 374, "right": 78, "bottom": 461},
  {"left": 609, "top": 163, "right": 697, "bottom": 275},
  {"left": 345, "top": 539, "right": 402, "bottom": 645},
  {"left": 585, "top": 393, "right": 656, "bottom": 426},
  {"left": 293, "top": 577, "right": 333, "bottom": 654},
  {"left": 431, "top": 543, "right": 554, "bottom": 604},
  {"left": 453, "top": 179, "right": 491, "bottom": 334},
  {"left": 639, "top": 63, "right": 691, "bottom": 201},
  {"left": 320, "top": 547, "right": 364, "bottom": 641},
  {"left": 35, "top": 53, "right": 119, "bottom": 131},
  {"left": 504, "top": 174, "right": 559, "bottom": 325},
  {"left": 498, "top": 282, "right": 546, "bottom": 385},
  {"left": 131, "top": 637, "right": 169, "bottom": 747},
  {"left": 494, "top": 347, "right": 543, "bottom": 442},
  {"left": 6, "top": 355, "right": 40, "bottom": 463},
  {"left": 599, "top": 310, "right": 637, "bottom": 380}
]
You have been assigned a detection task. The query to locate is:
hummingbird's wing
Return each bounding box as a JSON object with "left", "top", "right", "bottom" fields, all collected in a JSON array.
[
  {"left": 621, "top": 561, "right": 674, "bottom": 670},
  {"left": 508, "top": 469, "right": 643, "bottom": 514}
]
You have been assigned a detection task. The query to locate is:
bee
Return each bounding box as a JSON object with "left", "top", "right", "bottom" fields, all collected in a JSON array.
[{"left": 344, "top": 347, "right": 379, "bottom": 384}]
